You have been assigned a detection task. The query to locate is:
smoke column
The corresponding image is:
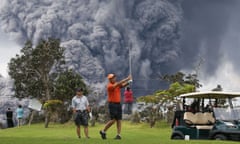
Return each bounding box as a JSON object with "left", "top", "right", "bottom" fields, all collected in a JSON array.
[
  {"left": 180, "top": 0, "right": 240, "bottom": 91},
  {"left": 1, "top": 0, "right": 239, "bottom": 96},
  {"left": 0, "top": 0, "right": 183, "bottom": 96}
]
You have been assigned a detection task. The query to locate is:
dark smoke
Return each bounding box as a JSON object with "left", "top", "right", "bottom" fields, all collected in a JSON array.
[
  {"left": 0, "top": 0, "right": 183, "bottom": 96},
  {"left": 180, "top": 0, "right": 238, "bottom": 75},
  {"left": 1, "top": 0, "right": 240, "bottom": 97}
]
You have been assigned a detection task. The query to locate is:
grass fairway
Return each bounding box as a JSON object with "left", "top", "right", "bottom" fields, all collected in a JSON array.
[{"left": 0, "top": 121, "right": 238, "bottom": 144}]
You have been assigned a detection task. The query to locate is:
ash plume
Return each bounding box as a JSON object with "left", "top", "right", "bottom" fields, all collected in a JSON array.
[
  {"left": 2, "top": 0, "right": 239, "bottom": 96},
  {"left": 180, "top": 0, "right": 240, "bottom": 76},
  {"left": 0, "top": 0, "right": 183, "bottom": 96}
]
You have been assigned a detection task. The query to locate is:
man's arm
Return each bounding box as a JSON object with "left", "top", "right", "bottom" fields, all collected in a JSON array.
[
  {"left": 85, "top": 97, "right": 91, "bottom": 112},
  {"left": 113, "top": 75, "right": 132, "bottom": 88},
  {"left": 72, "top": 99, "right": 77, "bottom": 113},
  {"left": 120, "top": 81, "right": 129, "bottom": 88}
]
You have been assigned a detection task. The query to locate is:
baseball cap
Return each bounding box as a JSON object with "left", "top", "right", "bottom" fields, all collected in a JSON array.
[
  {"left": 107, "top": 73, "right": 115, "bottom": 79},
  {"left": 76, "top": 88, "right": 83, "bottom": 92}
]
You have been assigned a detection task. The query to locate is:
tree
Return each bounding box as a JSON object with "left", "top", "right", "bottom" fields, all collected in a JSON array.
[
  {"left": 161, "top": 71, "right": 202, "bottom": 89},
  {"left": 138, "top": 82, "right": 195, "bottom": 105},
  {"left": 161, "top": 72, "right": 185, "bottom": 85},
  {"left": 137, "top": 82, "right": 195, "bottom": 124},
  {"left": 8, "top": 38, "right": 65, "bottom": 128},
  {"left": 52, "top": 69, "right": 88, "bottom": 101},
  {"left": 51, "top": 69, "right": 88, "bottom": 123},
  {"left": 184, "top": 73, "right": 202, "bottom": 89},
  {"left": 138, "top": 72, "right": 197, "bottom": 125}
]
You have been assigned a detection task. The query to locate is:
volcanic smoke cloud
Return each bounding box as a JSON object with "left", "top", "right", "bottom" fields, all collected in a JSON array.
[
  {"left": 0, "top": 0, "right": 183, "bottom": 96},
  {"left": 1, "top": 0, "right": 239, "bottom": 96}
]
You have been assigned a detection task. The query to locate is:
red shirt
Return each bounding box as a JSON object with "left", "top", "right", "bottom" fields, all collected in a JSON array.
[
  {"left": 107, "top": 82, "right": 121, "bottom": 103},
  {"left": 124, "top": 90, "right": 133, "bottom": 103}
]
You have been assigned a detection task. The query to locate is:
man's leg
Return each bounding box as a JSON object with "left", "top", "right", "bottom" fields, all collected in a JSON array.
[
  {"left": 114, "top": 104, "right": 122, "bottom": 140},
  {"left": 76, "top": 126, "right": 81, "bottom": 138},
  {"left": 127, "top": 103, "right": 130, "bottom": 114},
  {"left": 17, "top": 118, "right": 20, "bottom": 127},
  {"left": 129, "top": 103, "right": 133, "bottom": 114},
  {"left": 20, "top": 118, "right": 23, "bottom": 126},
  {"left": 103, "top": 119, "right": 115, "bottom": 132},
  {"left": 113, "top": 120, "right": 122, "bottom": 140},
  {"left": 100, "top": 119, "right": 115, "bottom": 139},
  {"left": 116, "top": 120, "right": 121, "bottom": 135},
  {"left": 84, "top": 126, "right": 89, "bottom": 138}
]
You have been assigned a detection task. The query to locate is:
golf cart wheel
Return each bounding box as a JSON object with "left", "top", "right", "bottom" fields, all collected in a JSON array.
[
  {"left": 172, "top": 135, "right": 184, "bottom": 140},
  {"left": 214, "top": 134, "right": 227, "bottom": 140}
]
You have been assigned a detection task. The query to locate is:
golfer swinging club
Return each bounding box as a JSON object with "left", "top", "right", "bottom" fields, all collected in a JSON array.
[{"left": 100, "top": 73, "right": 132, "bottom": 140}]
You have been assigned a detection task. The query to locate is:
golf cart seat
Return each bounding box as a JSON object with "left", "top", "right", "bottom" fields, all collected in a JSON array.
[{"left": 184, "top": 112, "right": 215, "bottom": 129}]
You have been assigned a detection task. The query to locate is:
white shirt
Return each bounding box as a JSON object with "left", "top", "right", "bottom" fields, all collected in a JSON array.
[{"left": 72, "top": 95, "right": 89, "bottom": 111}]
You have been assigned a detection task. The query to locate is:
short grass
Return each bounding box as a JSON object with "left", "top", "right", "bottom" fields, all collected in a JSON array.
[{"left": 0, "top": 121, "right": 238, "bottom": 144}]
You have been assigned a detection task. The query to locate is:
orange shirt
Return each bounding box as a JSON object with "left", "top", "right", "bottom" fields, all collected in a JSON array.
[{"left": 107, "top": 82, "right": 121, "bottom": 103}]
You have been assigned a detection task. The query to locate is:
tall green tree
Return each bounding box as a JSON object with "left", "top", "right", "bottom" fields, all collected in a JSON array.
[
  {"left": 9, "top": 38, "right": 65, "bottom": 100},
  {"left": 51, "top": 69, "right": 88, "bottom": 123},
  {"left": 52, "top": 69, "right": 88, "bottom": 101},
  {"left": 8, "top": 38, "right": 65, "bottom": 127}
]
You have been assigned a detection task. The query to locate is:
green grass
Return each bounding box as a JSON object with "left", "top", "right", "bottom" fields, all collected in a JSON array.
[{"left": 0, "top": 121, "right": 238, "bottom": 144}]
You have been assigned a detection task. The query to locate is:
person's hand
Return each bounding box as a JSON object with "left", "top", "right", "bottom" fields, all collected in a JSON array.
[
  {"left": 128, "top": 79, "right": 133, "bottom": 84},
  {"left": 127, "top": 75, "right": 133, "bottom": 83},
  {"left": 128, "top": 75, "right": 132, "bottom": 81},
  {"left": 73, "top": 112, "right": 77, "bottom": 120},
  {"left": 89, "top": 112, "right": 93, "bottom": 120}
]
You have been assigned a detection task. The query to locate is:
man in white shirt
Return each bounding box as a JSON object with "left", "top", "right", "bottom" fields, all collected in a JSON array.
[{"left": 72, "top": 88, "right": 90, "bottom": 139}]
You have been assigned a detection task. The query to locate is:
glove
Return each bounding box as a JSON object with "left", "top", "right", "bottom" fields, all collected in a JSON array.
[
  {"left": 128, "top": 80, "right": 133, "bottom": 84},
  {"left": 89, "top": 112, "right": 93, "bottom": 120}
]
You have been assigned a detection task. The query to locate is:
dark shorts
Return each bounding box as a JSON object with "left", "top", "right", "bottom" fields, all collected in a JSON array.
[
  {"left": 74, "top": 111, "right": 89, "bottom": 127},
  {"left": 108, "top": 103, "right": 122, "bottom": 120}
]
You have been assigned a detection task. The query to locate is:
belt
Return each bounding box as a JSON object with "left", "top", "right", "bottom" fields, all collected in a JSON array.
[
  {"left": 76, "top": 109, "right": 87, "bottom": 112},
  {"left": 109, "top": 102, "right": 120, "bottom": 104}
]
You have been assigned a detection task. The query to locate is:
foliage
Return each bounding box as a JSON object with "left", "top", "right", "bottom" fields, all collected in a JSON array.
[
  {"left": 50, "top": 70, "right": 88, "bottom": 123},
  {"left": 137, "top": 81, "right": 195, "bottom": 125},
  {"left": 137, "top": 71, "right": 200, "bottom": 105},
  {"left": 51, "top": 69, "right": 88, "bottom": 102},
  {"left": 137, "top": 94, "right": 158, "bottom": 103},
  {"left": 43, "top": 99, "right": 63, "bottom": 109},
  {"left": 161, "top": 71, "right": 202, "bottom": 89},
  {"left": 8, "top": 38, "right": 89, "bottom": 127},
  {"left": 8, "top": 38, "right": 65, "bottom": 100},
  {"left": 43, "top": 99, "right": 63, "bottom": 123},
  {"left": 137, "top": 82, "right": 195, "bottom": 105}
]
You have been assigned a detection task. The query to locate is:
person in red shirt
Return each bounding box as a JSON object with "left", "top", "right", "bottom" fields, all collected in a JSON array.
[
  {"left": 100, "top": 73, "right": 132, "bottom": 140},
  {"left": 124, "top": 87, "right": 134, "bottom": 114}
]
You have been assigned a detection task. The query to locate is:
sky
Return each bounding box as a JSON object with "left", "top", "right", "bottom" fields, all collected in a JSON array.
[
  {"left": 1, "top": 27, "right": 240, "bottom": 92},
  {"left": 180, "top": 0, "right": 240, "bottom": 92},
  {"left": 1, "top": 0, "right": 240, "bottom": 94},
  {"left": 0, "top": 29, "right": 20, "bottom": 77}
]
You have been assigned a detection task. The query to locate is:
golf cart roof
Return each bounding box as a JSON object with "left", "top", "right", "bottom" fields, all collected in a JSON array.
[{"left": 179, "top": 91, "right": 240, "bottom": 99}]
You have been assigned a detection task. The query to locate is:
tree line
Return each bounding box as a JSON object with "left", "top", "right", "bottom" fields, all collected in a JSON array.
[{"left": 8, "top": 38, "right": 87, "bottom": 128}]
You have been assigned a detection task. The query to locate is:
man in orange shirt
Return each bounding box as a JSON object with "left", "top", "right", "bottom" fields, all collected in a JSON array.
[{"left": 100, "top": 73, "right": 132, "bottom": 140}]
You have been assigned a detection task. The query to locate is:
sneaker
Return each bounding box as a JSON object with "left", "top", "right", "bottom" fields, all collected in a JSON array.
[
  {"left": 78, "top": 136, "right": 81, "bottom": 139},
  {"left": 114, "top": 135, "right": 121, "bottom": 140},
  {"left": 99, "top": 130, "right": 106, "bottom": 139}
]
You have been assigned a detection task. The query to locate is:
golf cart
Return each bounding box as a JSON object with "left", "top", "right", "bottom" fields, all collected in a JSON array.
[{"left": 171, "top": 91, "right": 240, "bottom": 141}]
